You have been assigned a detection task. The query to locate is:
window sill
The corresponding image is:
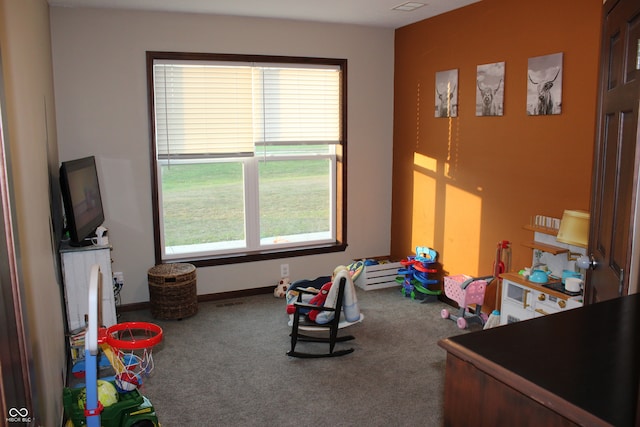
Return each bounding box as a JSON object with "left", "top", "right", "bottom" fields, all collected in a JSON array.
[{"left": 164, "top": 241, "right": 348, "bottom": 267}]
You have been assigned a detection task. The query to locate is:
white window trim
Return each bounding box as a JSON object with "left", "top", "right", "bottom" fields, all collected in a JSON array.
[{"left": 156, "top": 153, "right": 337, "bottom": 261}]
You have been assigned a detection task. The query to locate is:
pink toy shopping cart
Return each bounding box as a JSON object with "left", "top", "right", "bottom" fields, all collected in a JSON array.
[{"left": 441, "top": 274, "right": 494, "bottom": 329}]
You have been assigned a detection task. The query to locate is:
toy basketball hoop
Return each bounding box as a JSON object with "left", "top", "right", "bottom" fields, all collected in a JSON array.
[{"left": 99, "top": 321, "right": 163, "bottom": 392}]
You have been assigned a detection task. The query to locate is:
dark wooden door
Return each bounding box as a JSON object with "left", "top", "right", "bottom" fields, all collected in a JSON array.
[{"left": 587, "top": 0, "right": 640, "bottom": 303}]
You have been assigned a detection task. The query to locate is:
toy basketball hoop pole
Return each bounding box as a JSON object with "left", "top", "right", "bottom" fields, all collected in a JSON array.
[{"left": 85, "top": 264, "right": 102, "bottom": 427}]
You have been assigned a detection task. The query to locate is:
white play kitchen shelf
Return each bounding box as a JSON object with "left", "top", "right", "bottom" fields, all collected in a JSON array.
[{"left": 500, "top": 219, "right": 587, "bottom": 325}]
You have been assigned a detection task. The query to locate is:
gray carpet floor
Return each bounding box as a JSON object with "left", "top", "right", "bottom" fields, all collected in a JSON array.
[{"left": 118, "top": 286, "right": 476, "bottom": 426}]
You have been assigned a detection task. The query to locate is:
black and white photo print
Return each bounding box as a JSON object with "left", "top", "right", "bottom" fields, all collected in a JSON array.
[
  {"left": 435, "top": 69, "right": 458, "bottom": 118},
  {"left": 527, "top": 52, "right": 563, "bottom": 115},
  {"left": 476, "top": 61, "right": 505, "bottom": 116}
]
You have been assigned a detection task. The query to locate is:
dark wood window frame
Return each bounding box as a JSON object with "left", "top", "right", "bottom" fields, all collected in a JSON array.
[{"left": 146, "top": 51, "right": 348, "bottom": 267}]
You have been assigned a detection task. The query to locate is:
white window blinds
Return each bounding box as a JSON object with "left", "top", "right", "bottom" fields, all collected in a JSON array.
[
  {"left": 253, "top": 66, "right": 341, "bottom": 145},
  {"left": 153, "top": 61, "right": 341, "bottom": 159},
  {"left": 153, "top": 63, "right": 254, "bottom": 158}
]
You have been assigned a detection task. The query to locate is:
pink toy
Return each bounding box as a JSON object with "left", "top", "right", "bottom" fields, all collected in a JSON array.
[{"left": 441, "top": 274, "right": 494, "bottom": 329}]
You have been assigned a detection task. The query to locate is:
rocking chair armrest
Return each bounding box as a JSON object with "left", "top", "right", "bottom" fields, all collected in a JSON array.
[
  {"left": 294, "top": 287, "right": 320, "bottom": 304},
  {"left": 293, "top": 302, "right": 337, "bottom": 312}
]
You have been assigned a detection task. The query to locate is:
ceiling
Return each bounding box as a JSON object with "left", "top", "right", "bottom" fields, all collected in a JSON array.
[{"left": 47, "top": 0, "right": 481, "bottom": 29}]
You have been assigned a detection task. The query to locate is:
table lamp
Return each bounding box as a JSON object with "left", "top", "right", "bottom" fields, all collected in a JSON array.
[{"left": 556, "top": 209, "right": 589, "bottom": 261}]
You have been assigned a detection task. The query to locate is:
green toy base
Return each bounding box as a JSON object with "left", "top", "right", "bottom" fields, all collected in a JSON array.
[{"left": 63, "top": 381, "right": 159, "bottom": 427}]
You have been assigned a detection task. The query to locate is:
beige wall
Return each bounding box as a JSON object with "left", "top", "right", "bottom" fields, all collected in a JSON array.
[
  {"left": 391, "top": 0, "right": 602, "bottom": 294},
  {"left": 0, "top": 0, "right": 66, "bottom": 424},
  {"left": 50, "top": 7, "right": 395, "bottom": 304}
]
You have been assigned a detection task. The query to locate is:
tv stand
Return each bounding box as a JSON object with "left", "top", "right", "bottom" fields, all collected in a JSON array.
[{"left": 59, "top": 241, "right": 117, "bottom": 331}]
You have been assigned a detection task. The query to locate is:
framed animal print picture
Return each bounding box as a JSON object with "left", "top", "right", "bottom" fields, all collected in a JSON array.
[
  {"left": 527, "top": 52, "right": 563, "bottom": 115},
  {"left": 435, "top": 69, "right": 458, "bottom": 118},
  {"left": 476, "top": 61, "right": 505, "bottom": 116}
]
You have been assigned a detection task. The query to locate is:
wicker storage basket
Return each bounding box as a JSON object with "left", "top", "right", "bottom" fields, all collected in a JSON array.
[{"left": 148, "top": 263, "right": 197, "bottom": 320}]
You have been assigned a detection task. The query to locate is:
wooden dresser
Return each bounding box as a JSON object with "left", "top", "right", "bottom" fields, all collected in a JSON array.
[{"left": 438, "top": 293, "right": 640, "bottom": 426}]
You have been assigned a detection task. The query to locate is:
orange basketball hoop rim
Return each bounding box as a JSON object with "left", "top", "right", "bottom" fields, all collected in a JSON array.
[{"left": 99, "top": 321, "right": 163, "bottom": 350}]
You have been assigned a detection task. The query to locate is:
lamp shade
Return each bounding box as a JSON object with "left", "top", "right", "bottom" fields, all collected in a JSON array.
[{"left": 556, "top": 210, "right": 589, "bottom": 248}]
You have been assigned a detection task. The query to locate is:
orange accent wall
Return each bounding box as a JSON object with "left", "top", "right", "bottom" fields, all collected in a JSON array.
[{"left": 391, "top": 0, "right": 602, "bottom": 283}]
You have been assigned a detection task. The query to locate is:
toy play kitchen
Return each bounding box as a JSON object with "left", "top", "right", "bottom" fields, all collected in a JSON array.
[
  {"left": 500, "top": 211, "right": 588, "bottom": 325},
  {"left": 500, "top": 272, "right": 583, "bottom": 324}
]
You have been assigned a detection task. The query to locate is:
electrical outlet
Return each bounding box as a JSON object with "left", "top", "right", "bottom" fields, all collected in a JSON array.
[
  {"left": 280, "top": 263, "right": 289, "bottom": 278},
  {"left": 113, "top": 271, "right": 124, "bottom": 285}
]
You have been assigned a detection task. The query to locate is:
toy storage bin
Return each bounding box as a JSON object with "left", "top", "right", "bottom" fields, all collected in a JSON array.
[
  {"left": 148, "top": 263, "right": 198, "bottom": 320},
  {"left": 355, "top": 260, "right": 403, "bottom": 291}
]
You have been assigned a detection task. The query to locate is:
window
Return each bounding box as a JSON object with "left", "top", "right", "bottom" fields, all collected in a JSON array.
[{"left": 146, "top": 52, "right": 347, "bottom": 265}]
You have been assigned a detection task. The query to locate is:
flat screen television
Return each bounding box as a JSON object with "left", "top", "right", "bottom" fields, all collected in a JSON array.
[{"left": 59, "top": 156, "right": 105, "bottom": 246}]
